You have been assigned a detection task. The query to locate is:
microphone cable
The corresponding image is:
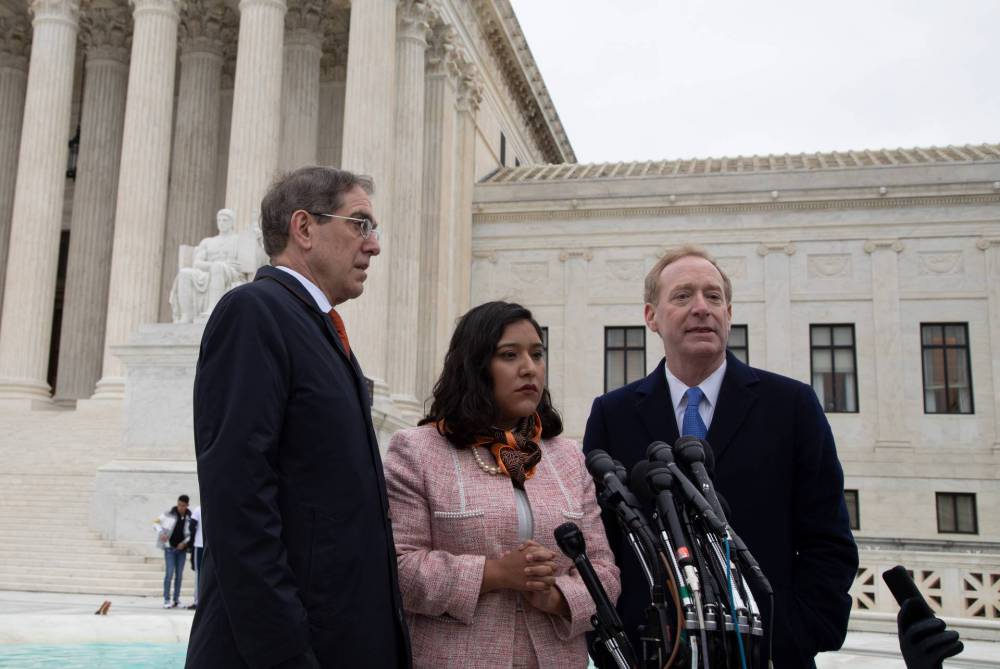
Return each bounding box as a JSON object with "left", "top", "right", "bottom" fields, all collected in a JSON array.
[{"left": 724, "top": 535, "right": 749, "bottom": 669}]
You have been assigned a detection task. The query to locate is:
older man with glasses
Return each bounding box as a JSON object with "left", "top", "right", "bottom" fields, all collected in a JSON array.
[{"left": 186, "top": 167, "right": 411, "bottom": 669}]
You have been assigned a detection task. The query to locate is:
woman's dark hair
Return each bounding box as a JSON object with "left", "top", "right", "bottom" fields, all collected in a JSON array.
[{"left": 420, "top": 301, "right": 563, "bottom": 447}]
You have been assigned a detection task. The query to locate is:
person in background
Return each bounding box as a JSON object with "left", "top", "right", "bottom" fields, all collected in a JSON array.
[
  {"left": 154, "top": 494, "right": 196, "bottom": 609},
  {"left": 188, "top": 504, "right": 203, "bottom": 610},
  {"left": 385, "top": 301, "right": 619, "bottom": 669}
]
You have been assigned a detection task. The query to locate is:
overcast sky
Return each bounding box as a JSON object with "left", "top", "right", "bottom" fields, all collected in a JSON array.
[{"left": 508, "top": 0, "right": 1000, "bottom": 164}]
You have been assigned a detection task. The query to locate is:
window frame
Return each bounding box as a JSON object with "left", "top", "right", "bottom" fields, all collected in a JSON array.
[
  {"left": 727, "top": 324, "right": 749, "bottom": 364},
  {"left": 604, "top": 326, "right": 646, "bottom": 393},
  {"left": 920, "top": 322, "right": 974, "bottom": 415},
  {"left": 809, "top": 323, "right": 859, "bottom": 413},
  {"left": 843, "top": 489, "right": 860, "bottom": 531},
  {"left": 935, "top": 492, "right": 978, "bottom": 534}
]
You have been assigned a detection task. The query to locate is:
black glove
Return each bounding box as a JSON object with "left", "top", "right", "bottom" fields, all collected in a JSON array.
[{"left": 897, "top": 595, "right": 963, "bottom": 669}]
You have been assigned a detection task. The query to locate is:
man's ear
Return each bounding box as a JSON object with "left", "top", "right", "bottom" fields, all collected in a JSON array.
[
  {"left": 644, "top": 302, "right": 658, "bottom": 332},
  {"left": 287, "top": 210, "right": 312, "bottom": 250}
]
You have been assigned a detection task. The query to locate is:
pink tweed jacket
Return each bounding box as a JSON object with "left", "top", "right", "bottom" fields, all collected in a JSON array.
[{"left": 385, "top": 425, "right": 620, "bottom": 669}]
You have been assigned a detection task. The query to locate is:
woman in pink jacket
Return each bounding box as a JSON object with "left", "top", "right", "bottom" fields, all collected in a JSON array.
[{"left": 384, "top": 301, "right": 620, "bottom": 669}]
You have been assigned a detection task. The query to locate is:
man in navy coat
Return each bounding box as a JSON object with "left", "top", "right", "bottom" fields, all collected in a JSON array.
[
  {"left": 584, "top": 246, "right": 857, "bottom": 668},
  {"left": 186, "top": 167, "right": 411, "bottom": 668}
]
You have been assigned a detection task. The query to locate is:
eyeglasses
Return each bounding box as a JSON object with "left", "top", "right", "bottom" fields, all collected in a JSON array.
[{"left": 309, "top": 212, "right": 381, "bottom": 241}]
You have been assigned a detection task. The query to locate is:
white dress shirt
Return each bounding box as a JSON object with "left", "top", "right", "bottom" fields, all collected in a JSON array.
[
  {"left": 275, "top": 265, "right": 332, "bottom": 313},
  {"left": 664, "top": 359, "right": 727, "bottom": 435}
]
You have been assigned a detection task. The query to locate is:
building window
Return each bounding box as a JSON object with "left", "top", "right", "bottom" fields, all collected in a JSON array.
[
  {"left": 810, "top": 324, "right": 858, "bottom": 413},
  {"left": 605, "top": 326, "right": 645, "bottom": 392},
  {"left": 921, "top": 323, "right": 974, "bottom": 414},
  {"left": 936, "top": 492, "right": 977, "bottom": 534},
  {"left": 728, "top": 325, "right": 748, "bottom": 364},
  {"left": 500, "top": 132, "right": 507, "bottom": 167},
  {"left": 844, "top": 489, "right": 860, "bottom": 530},
  {"left": 515, "top": 157, "right": 520, "bottom": 167}
]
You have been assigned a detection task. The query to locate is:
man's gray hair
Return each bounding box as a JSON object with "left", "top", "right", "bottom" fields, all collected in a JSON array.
[
  {"left": 260, "top": 166, "right": 374, "bottom": 258},
  {"left": 643, "top": 244, "right": 732, "bottom": 305}
]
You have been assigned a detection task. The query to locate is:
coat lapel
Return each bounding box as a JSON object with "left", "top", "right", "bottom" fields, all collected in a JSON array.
[
  {"left": 634, "top": 359, "right": 679, "bottom": 461},
  {"left": 706, "top": 352, "right": 759, "bottom": 464}
]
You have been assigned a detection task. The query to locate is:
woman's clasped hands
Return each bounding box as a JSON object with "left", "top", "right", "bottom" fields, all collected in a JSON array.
[{"left": 481, "top": 540, "right": 570, "bottom": 617}]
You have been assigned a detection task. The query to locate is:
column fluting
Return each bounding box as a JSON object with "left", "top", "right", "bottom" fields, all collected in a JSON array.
[
  {"left": 54, "top": 4, "right": 131, "bottom": 400},
  {"left": 278, "top": 0, "right": 322, "bottom": 171},
  {"left": 449, "top": 62, "right": 482, "bottom": 332},
  {"left": 223, "top": 0, "right": 286, "bottom": 232},
  {"left": 385, "top": 0, "right": 430, "bottom": 414},
  {"left": 337, "top": 0, "right": 397, "bottom": 389},
  {"left": 157, "top": 0, "right": 233, "bottom": 321},
  {"left": 0, "top": 0, "right": 79, "bottom": 399},
  {"left": 317, "top": 18, "right": 346, "bottom": 167},
  {"left": 94, "top": 0, "right": 181, "bottom": 398},
  {"left": 0, "top": 13, "right": 31, "bottom": 319}
]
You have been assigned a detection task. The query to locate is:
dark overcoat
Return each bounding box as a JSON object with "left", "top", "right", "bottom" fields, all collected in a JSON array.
[
  {"left": 584, "top": 353, "right": 858, "bottom": 668},
  {"left": 186, "top": 266, "right": 411, "bottom": 669}
]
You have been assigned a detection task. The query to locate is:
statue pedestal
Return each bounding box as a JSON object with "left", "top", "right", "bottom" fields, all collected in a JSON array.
[{"left": 92, "top": 323, "right": 203, "bottom": 557}]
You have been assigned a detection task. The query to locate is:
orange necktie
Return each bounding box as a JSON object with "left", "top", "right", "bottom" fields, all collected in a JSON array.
[{"left": 327, "top": 309, "right": 351, "bottom": 357}]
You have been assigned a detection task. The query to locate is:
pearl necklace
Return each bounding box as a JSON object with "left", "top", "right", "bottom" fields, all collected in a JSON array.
[{"left": 471, "top": 446, "right": 501, "bottom": 475}]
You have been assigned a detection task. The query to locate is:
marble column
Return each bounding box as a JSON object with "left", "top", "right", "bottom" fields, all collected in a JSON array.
[
  {"left": 758, "top": 242, "right": 795, "bottom": 380},
  {"left": 224, "top": 0, "right": 286, "bottom": 232},
  {"left": 278, "top": 0, "right": 322, "bottom": 170},
  {"left": 54, "top": 3, "right": 131, "bottom": 400},
  {"left": 317, "top": 21, "right": 347, "bottom": 167},
  {"left": 215, "top": 49, "right": 236, "bottom": 212},
  {"left": 449, "top": 62, "right": 481, "bottom": 326},
  {"left": 158, "top": 0, "right": 233, "bottom": 321},
  {"left": 415, "top": 25, "right": 459, "bottom": 399},
  {"left": 338, "top": 0, "right": 397, "bottom": 392},
  {"left": 0, "top": 14, "right": 31, "bottom": 319},
  {"left": 93, "top": 0, "right": 180, "bottom": 399},
  {"left": 561, "top": 249, "right": 593, "bottom": 433},
  {"left": 0, "top": 0, "right": 79, "bottom": 400},
  {"left": 976, "top": 237, "right": 1000, "bottom": 451},
  {"left": 865, "top": 239, "right": 909, "bottom": 450},
  {"left": 385, "top": 0, "right": 430, "bottom": 416}
]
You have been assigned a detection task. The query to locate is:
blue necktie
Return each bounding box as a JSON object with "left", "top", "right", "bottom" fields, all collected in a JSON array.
[{"left": 682, "top": 387, "right": 708, "bottom": 439}]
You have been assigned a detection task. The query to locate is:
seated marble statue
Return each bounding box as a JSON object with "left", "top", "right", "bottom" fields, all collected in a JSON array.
[{"left": 170, "top": 208, "right": 249, "bottom": 323}]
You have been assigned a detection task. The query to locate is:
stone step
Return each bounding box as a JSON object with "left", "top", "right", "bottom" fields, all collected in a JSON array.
[
  {"left": 0, "top": 579, "right": 196, "bottom": 598},
  {"left": 0, "top": 565, "right": 172, "bottom": 579},
  {"left": 0, "top": 554, "right": 153, "bottom": 567}
]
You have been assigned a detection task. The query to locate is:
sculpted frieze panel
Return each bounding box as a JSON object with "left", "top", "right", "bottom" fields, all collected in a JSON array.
[
  {"left": 917, "top": 251, "right": 964, "bottom": 276},
  {"left": 590, "top": 255, "right": 647, "bottom": 301},
  {"left": 807, "top": 253, "right": 851, "bottom": 279}
]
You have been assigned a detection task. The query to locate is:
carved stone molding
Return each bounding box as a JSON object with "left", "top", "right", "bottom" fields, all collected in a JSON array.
[
  {"left": 918, "top": 251, "right": 964, "bottom": 276},
  {"left": 0, "top": 13, "right": 32, "bottom": 62},
  {"left": 472, "top": 250, "right": 498, "bottom": 263},
  {"left": 80, "top": 1, "right": 131, "bottom": 61},
  {"left": 320, "top": 9, "right": 348, "bottom": 81},
  {"left": 426, "top": 22, "right": 461, "bottom": 82},
  {"left": 457, "top": 60, "right": 483, "bottom": 113},
  {"left": 397, "top": 0, "right": 431, "bottom": 46},
  {"left": 130, "top": 0, "right": 182, "bottom": 22},
  {"left": 285, "top": 0, "right": 324, "bottom": 46},
  {"left": 30, "top": 0, "right": 81, "bottom": 24},
  {"left": 976, "top": 238, "right": 1000, "bottom": 251},
  {"left": 558, "top": 249, "right": 593, "bottom": 262},
  {"left": 179, "top": 0, "right": 236, "bottom": 56},
  {"left": 807, "top": 253, "right": 851, "bottom": 279},
  {"left": 756, "top": 242, "right": 796, "bottom": 257},
  {"left": 864, "top": 239, "right": 904, "bottom": 254}
]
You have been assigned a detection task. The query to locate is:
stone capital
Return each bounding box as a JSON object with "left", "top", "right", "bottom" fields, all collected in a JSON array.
[
  {"left": 179, "top": 0, "right": 235, "bottom": 55},
  {"left": 284, "top": 0, "right": 322, "bottom": 34},
  {"left": 976, "top": 238, "right": 1000, "bottom": 251},
  {"left": 130, "top": 0, "right": 182, "bottom": 22},
  {"left": 756, "top": 242, "right": 796, "bottom": 257},
  {"left": 30, "top": 0, "right": 81, "bottom": 26},
  {"left": 80, "top": 1, "right": 131, "bottom": 57},
  {"left": 320, "top": 10, "right": 348, "bottom": 81},
  {"left": 457, "top": 60, "right": 483, "bottom": 113},
  {"left": 0, "top": 14, "right": 32, "bottom": 60},
  {"left": 397, "top": 0, "right": 432, "bottom": 46},
  {"left": 864, "top": 239, "right": 904, "bottom": 254},
  {"left": 559, "top": 249, "right": 593, "bottom": 263},
  {"left": 426, "top": 22, "right": 460, "bottom": 81}
]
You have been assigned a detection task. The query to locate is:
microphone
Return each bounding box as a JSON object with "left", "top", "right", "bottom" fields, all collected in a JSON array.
[
  {"left": 674, "top": 436, "right": 727, "bottom": 522},
  {"left": 646, "top": 442, "right": 728, "bottom": 535},
  {"left": 554, "top": 522, "right": 636, "bottom": 669}
]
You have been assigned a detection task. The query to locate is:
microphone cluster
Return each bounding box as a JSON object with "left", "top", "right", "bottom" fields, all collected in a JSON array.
[{"left": 557, "top": 437, "right": 772, "bottom": 669}]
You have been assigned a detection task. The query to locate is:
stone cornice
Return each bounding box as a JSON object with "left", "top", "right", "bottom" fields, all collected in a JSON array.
[
  {"left": 472, "top": 193, "right": 1000, "bottom": 224},
  {"left": 80, "top": 1, "right": 131, "bottom": 56},
  {"left": 0, "top": 13, "right": 31, "bottom": 60}
]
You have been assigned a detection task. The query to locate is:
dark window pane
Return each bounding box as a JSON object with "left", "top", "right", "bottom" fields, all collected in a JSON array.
[
  {"left": 607, "top": 328, "right": 624, "bottom": 348},
  {"left": 944, "top": 324, "right": 967, "bottom": 346},
  {"left": 626, "top": 327, "right": 645, "bottom": 348},
  {"left": 834, "top": 348, "right": 855, "bottom": 373},
  {"left": 626, "top": 350, "right": 645, "bottom": 384},
  {"left": 922, "top": 324, "right": 943, "bottom": 346},
  {"left": 833, "top": 326, "right": 854, "bottom": 346},
  {"left": 937, "top": 495, "right": 956, "bottom": 532},
  {"left": 812, "top": 350, "right": 832, "bottom": 374},
  {"left": 728, "top": 326, "right": 746, "bottom": 348},
  {"left": 606, "top": 350, "right": 624, "bottom": 390},
  {"left": 956, "top": 495, "right": 976, "bottom": 533},
  {"left": 811, "top": 326, "right": 831, "bottom": 347},
  {"left": 730, "top": 347, "right": 748, "bottom": 364},
  {"left": 844, "top": 490, "right": 859, "bottom": 530}
]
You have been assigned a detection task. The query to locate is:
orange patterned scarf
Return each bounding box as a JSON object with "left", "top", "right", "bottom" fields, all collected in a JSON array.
[{"left": 473, "top": 413, "right": 543, "bottom": 489}]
